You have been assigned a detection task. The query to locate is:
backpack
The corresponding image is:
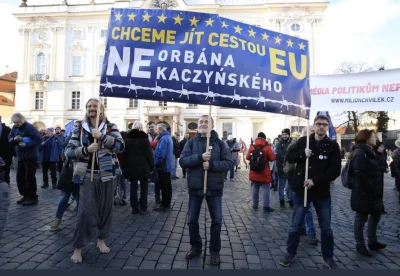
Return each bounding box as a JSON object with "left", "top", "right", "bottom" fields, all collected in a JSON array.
[
  {"left": 341, "top": 149, "right": 364, "bottom": 189},
  {"left": 249, "top": 146, "right": 266, "bottom": 172}
]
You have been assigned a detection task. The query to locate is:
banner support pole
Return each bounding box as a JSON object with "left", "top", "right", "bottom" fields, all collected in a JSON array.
[
  {"left": 304, "top": 118, "right": 310, "bottom": 207},
  {"left": 203, "top": 105, "right": 212, "bottom": 196},
  {"left": 90, "top": 96, "right": 102, "bottom": 183}
]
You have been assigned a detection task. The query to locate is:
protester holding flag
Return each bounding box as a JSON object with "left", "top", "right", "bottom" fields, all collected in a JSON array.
[
  {"left": 179, "top": 114, "right": 233, "bottom": 265},
  {"left": 65, "top": 98, "right": 125, "bottom": 264},
  {"left": 279, "top": 114, "right": 341, "bottom": 269}
]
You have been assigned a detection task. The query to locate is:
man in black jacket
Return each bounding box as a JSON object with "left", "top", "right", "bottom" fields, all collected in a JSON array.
[
  {"left": 179, "top": 115, "right": 233, "bottom": 265},
  {"left": 0, "top": 117, "right": 13, "bottom": 184},
  {"left": 279, "top": 115, "right": 341, "bottom": 269}
]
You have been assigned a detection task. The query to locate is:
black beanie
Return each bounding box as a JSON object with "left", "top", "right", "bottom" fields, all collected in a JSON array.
[
  {"left": 282, "top": 128, "right": 291, "bottom": 136},
  {"left": 257, "top": 132, "right": 266, "bottom": 139}
]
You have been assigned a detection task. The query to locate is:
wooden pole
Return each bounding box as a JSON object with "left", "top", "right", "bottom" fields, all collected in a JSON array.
[
  {"left": 304, "top": 118, "right": 310, "bottom": 207},
  {"left": 203, "top": 105, "right": 212, "bottom": 195},
  {"left": 90, "top": 97, "right": 102, "bottom": 183}
]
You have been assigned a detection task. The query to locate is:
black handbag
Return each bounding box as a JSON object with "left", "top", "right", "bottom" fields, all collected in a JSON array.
[{"left": 57, "top": 160, "right": 74, "bottom": 192}]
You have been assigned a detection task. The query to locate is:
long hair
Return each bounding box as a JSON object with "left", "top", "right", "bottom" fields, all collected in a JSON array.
[{"left": 84, "top": 98, "right": 106, "bottom": 124}]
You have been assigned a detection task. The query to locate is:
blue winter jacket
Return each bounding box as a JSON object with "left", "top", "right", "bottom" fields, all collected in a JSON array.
[
  {"left": 154, "top": 130, "right": 174, "bottom": 173},
  {"left": 37, "top": 135, "right": 63, "bottom": 163},
  {"left": 8, "top": 122, "right": 42, "bottom": 160},
  {"left": 179, "top": 130, "right": 234, "bottom": 196}
]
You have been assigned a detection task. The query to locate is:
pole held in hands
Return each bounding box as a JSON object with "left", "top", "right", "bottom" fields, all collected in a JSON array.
[
  {"left": 203, "top": 105, "right": 212, "bottom": 196},
  {"left": 304, "top": 119, "right": 310, "bottom": 207},
  {"left": 90, "top": 97, "right": 102, "bottom": 183}
]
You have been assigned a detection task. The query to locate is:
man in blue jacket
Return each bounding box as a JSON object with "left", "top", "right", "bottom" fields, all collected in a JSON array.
[
  {"left": 8, "top": 113, "right": 42, "bottom": 206},
  {"left": 153, "top": 123, "right": 174, "bottom": 211},
  {"left": 179, "top": 115, "right": 233, "bottom": 265},
  {"left": 39, "top": 128, "right": 63, "bottom": 189}
]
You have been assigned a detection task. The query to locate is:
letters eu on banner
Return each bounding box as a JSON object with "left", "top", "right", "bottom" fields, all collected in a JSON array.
[{"left": 100, "top": 8, "right": 311, "bottom": 118}]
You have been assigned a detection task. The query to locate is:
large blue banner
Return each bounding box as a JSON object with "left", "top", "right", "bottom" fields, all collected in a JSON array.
[{"left": 100, "top": 8, "right": 311, "bottom": 117}]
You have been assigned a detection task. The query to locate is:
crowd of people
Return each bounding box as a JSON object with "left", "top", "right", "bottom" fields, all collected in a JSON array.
[{"left": 1, "top": 107, "right": 400, "bottom": 268}]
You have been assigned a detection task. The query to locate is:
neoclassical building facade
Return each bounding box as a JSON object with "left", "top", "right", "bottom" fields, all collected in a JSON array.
[{"left": 13, "top": 0, "right": 328, "bottom": 141}]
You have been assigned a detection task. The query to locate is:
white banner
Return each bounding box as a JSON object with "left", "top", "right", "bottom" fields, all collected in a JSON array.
[{"left": 310, "top": 69, "right": 400, "bottom": 111}]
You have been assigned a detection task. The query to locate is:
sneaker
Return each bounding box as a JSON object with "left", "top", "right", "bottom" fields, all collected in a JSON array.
[
  {"left": 230, "top": 179, "right": 235, "bottom": 182},
  {"left": 121, "top": 199, "right": 127, "bottom": 206},
  {"left": 185, "top": 249, "right": 202, "bottom": 259},
  {"left": 41, "top": 184, "right": 49, "bottom": 189},
  {"left": 263, "top": 207, "right": 275, "bottom": 212},
  {"left": 22, "top": 198, "right": 39, "bottom": 206},
  {"left": 17, "top": 197, "right": 28, "bottom": 204},
  {"left": 279, "top": 253, "right": 294, "bottom": 267},
  {"left": 323, "top": 257, "right": 338, "bottom": 269},
  {"left": 368, "top": 242, "right": 386, "bottom": 251},
  {"left": 155, "top": 198, "right": 162, "bottom": 204},
  {"left": 210, "top": 253, "right": 220, "bottom": 265},
  {"left": 50, "top": 218, "right": 62, "bottom": 231},
  {"left": 306, "top": 236, "right": 318, "bottom": 245}
]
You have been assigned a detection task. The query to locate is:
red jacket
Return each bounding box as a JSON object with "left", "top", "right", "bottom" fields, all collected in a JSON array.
[{"left": 246, "top": 138, "right": 275, "bottom": 184}]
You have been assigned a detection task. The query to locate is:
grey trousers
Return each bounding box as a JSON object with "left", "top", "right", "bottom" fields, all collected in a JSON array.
[
  {"left": 73, "top": 174, "right": 116, "bottom": 248},
  {"left": 0, "top": 181, "right": 10, "bottom": 239},
  {"left": 354, "top": 212, "right": 380, "bottom": 246}
]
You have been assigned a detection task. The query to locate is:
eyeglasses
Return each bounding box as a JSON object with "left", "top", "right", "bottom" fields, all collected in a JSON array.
[{"left": 315, "top": 123, "right": 329, "bottom": 127}]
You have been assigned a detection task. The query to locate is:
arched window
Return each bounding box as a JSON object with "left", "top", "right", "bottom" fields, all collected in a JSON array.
[{"left": 36, "top": 52, "right": 46, "bottom": 74}]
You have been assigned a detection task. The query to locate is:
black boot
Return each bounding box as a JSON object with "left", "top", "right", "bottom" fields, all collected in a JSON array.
[
  {"left": 280, "top": 200, "right": 285, "bottom": 209},
  {"left": 368, "top": 242, "right": 386, "bottom": 251},
  {"left": 356, "top": 244, "right": 372, "bottom": 257}
]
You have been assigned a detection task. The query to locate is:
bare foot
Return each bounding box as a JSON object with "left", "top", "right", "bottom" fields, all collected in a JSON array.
[
  {"left": 71, "top": 248, "right": 82, "bottom": 263},
  {"left": 97, "top": 239, "right": 110, "bottom": 254}
]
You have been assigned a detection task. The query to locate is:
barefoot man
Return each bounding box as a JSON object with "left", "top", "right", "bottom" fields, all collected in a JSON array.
[{"left": 65, "top": 98, "right": 125, "bottom": 263}]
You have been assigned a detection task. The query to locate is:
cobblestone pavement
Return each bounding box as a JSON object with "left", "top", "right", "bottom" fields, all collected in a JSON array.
[{"left": 0, "top": 167, "right": 399, "bottom": 270}]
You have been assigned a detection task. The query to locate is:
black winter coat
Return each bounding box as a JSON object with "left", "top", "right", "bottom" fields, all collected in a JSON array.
[
  {"left": 179, "top": 130, "right": 234, "bottom": 196},
  {"left": 286, "top": 134, "right": 341, "bottom": 200},
  {"left": 374, "top": 151, "right": 388, "bottom": 174},
  {"left": 351, "top": 144, "right": 384, "bottom": 215},
  {"left": 123, "top": 130, "right": 154, "bottom": 180},
  {"left": 0, "top": 123, "right": 13, "bottom": 164}
]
